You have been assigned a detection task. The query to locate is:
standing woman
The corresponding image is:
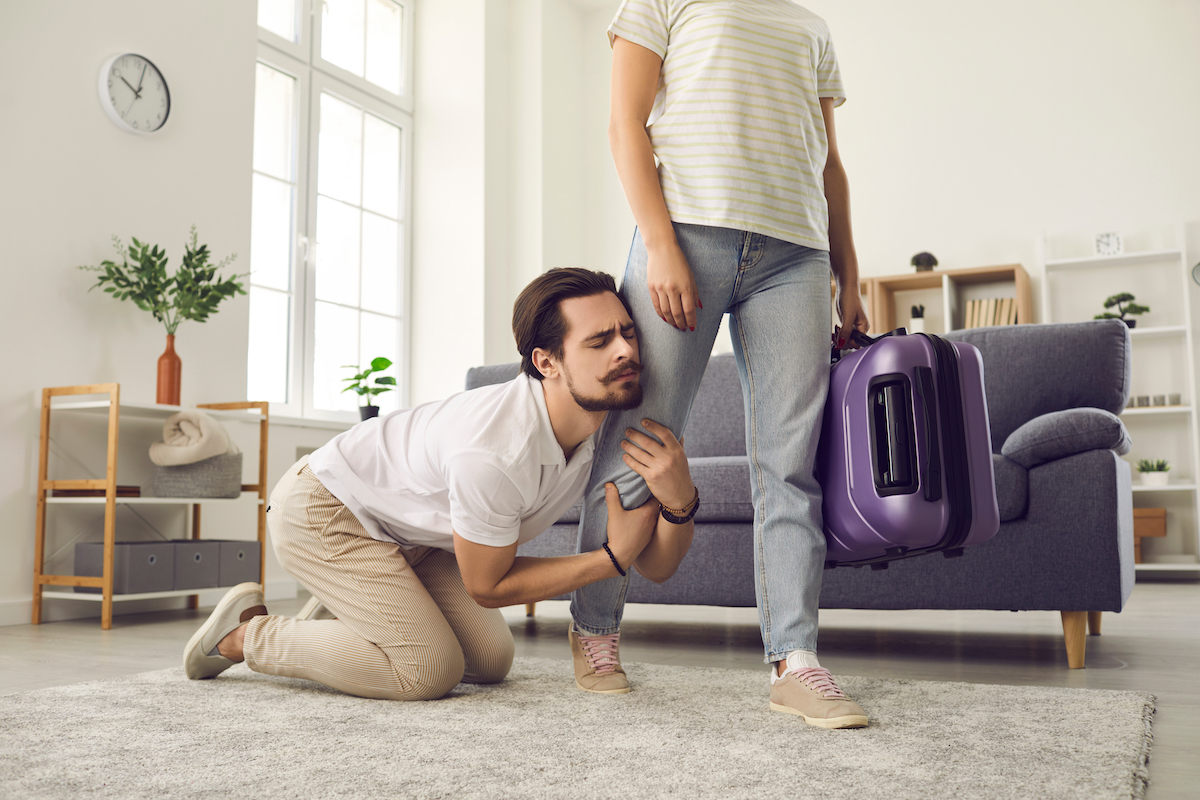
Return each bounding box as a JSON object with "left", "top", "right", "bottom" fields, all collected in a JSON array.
[{"left": 567, "top": 0, "right": 871, "bottom": 728}]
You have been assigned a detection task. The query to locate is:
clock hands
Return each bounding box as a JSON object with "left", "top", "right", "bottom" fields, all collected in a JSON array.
[{"left": 119, "top": 65, "right": 148, "bottom": 118}]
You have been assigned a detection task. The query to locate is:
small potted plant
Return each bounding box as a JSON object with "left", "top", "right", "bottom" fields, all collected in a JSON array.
[
  {"left": 342, "top": 357, "right": 396, "bottom": 420},
  {"left": 1094, "top": 293, "right": 1149, "bottom": 329},
  {"left": 909, "top": 304, "right": 926, "bottom": 334},
  {"left": 1137, "top": 459, "right": 1170, "bottom": 487},
  {"left": 911, "top": 252, "right": 938, "bottom": 272}
]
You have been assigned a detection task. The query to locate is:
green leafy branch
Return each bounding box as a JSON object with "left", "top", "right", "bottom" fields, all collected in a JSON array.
[
  {"left": 342, "top": 357, "right": 396, "bottom": 405},
  {"left": 1094, "top": 293, "right": 1149, "bottom": 322},
  {"left": 79, "top": 225, "right": 247, "bottom": 335}
]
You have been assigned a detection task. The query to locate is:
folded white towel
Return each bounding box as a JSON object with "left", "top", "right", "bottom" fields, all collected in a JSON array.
[{"left": 149, "top": 410, "right": 240, "bottom": 467}]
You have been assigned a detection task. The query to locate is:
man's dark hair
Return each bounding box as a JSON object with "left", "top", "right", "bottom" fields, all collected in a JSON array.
[{"left": 512, "top": 268, "right": 630, "bottom": 380}]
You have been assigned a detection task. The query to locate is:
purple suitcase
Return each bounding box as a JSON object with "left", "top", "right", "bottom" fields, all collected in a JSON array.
[{"left": 818, "top": 329, "right": 1000, "bottom": 569}]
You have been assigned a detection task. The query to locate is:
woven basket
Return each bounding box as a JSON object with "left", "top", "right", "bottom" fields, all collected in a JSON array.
[{"left": 152, "top": 453, "right": 243, "bottom": 498}]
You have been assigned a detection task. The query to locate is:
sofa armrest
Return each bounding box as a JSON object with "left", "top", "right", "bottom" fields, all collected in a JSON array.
[{"left": 1001, "top": 408, "right": 1131, "bottom": 469}]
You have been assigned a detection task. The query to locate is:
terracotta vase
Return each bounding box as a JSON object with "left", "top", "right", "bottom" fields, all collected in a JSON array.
[{"left": 157, "top": 334, "right": 182, "bottom": 405}]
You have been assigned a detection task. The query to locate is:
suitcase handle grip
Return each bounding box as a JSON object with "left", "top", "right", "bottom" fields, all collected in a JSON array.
[
  {"left": 913, "top": 366, "right": 943, "bottom": 503},
  {"left": 830, "top": 328, "right": 895, "bottom": 364}
]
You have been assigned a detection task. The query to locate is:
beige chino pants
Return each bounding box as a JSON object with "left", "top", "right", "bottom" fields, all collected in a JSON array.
[{"left": 242, "top": 457, "right": 514, "bottom": 700}]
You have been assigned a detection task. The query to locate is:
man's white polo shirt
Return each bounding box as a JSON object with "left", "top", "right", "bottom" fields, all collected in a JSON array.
[{"left": 307, "top": 373, "right": 595, "bottom": 551}]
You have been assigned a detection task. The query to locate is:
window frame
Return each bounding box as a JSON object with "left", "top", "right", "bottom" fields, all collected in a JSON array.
[
  {"left": 301, "top": 71, "right": 413, "bottom": 422},
  {"left": 256, "top": 0, "right": 312, "bottom": 63},
  {"left": 250, "top": 42, "right": 311, "bottom": 419},
  {"left": 252, "top": 0, "right": 413, "bottom": 421},
  {"left": 312, "top": 0, "right": 415, "bottom": 113}
]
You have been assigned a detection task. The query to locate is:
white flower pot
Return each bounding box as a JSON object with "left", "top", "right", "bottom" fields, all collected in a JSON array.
[
  {"left": 908, "top": 318, "right": 926, "bottom": 334},
  {"left": 1140, "top": 471, "right": 1170, "bottom": 487}
]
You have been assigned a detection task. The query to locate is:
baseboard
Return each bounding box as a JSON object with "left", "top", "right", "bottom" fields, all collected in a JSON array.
[{"left": 0, "top": 579, "right": 298, "bottom": 627}]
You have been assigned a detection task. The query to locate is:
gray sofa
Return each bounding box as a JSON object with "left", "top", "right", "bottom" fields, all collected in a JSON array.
[{"left": 466, "top": 319, "right": 1134, "bottom": 669}]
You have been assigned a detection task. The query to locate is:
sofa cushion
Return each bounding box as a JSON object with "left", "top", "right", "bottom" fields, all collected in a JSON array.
[
  {"left": 992, "top": 453, "right": 1028, "bottom": 522},
  {"left": 680, "top": 354, "right": 747, "bottom": 457},
  {"left": 685, "top": 456, "right": 755, "bottom": 521},
  {"left": 1001, "top": 408, "right": 1131, "bottom": 469}
]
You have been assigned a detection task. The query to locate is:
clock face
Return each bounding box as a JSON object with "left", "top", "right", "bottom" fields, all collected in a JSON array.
[
  {"left": 1095, "top": 231, "right": 1123, "bottom": 257},
  {"left": 99, "top": 53, "right": 170, "bottom": 134}
]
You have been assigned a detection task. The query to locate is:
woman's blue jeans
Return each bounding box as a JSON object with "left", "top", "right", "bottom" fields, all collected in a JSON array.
[{"left": 570, "top": 222, "right": 832, "bottom": 662}]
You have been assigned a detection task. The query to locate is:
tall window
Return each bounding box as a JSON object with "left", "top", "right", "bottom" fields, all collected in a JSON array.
[{"left": 250, "top": 0, "right": 412, "bottom": 419}]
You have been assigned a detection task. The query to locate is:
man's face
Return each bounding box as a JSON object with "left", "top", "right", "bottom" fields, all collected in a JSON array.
[{"left": 556, "top": 292, "right": 643, "bottom": 413}]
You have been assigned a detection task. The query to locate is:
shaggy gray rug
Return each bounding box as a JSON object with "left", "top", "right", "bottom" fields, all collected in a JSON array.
[{"left": 0, "top": 658, "right": 1152, "bottom": 800}]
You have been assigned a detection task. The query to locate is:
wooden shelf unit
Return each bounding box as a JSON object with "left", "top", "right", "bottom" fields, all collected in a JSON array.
[
  {"left": 860, "top": 263, "right": 1033, "bottom": 334},
  {"left": 32, "top": 384, "right": 270, "bottom": 629}
]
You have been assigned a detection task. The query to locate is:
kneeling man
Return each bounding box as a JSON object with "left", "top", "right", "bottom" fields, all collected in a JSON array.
[{"left": 183, "top": 268, "right": 697, "bottom": 700}]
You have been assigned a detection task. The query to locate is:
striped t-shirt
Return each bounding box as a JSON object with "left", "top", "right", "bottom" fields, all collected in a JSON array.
[{"left": 609, "top": 0, "right": 846, "bottom": 249}]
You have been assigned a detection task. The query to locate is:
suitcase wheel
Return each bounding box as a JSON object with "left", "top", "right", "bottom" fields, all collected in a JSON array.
[
  {"left": 942, "top": 548, "right": 965, "bottom": 559},
  {"left": 870, "top": 562, "right": 889, "bottom": 571}
]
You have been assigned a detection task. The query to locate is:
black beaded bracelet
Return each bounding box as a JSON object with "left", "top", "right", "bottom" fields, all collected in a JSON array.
[{"left": 602, "top": 541, "right": 626, "bottom": 577}]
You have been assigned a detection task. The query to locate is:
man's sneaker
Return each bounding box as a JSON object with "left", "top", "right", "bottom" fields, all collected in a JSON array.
[
  {"left": 569, "top": 626, "right": 630, "bottom": 694},
  {"left": 183, "top": 582, "right": 267, "bottom": 680},
  {"left": 769, "top": 667, "right": 869, "bottom": 729}
]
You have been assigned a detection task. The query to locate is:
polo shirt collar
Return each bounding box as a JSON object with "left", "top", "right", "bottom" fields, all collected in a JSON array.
[{"left": 529, "top": 374, "right": 595, "bottom": 467}]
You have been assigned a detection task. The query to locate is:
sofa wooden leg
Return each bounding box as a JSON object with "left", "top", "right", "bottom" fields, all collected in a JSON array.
[
  {"left": 525, "top": 602, "right": 536, "bottom": 617},
  {"left": 1087, "top": 611, "right": 1102, "bottom": 636},
  {"left": 1061, "top": 611, "right": 1087, "bottom": 668}
]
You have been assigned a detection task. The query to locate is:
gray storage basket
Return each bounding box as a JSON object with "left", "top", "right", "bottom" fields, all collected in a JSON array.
[{"left": 152, "top": 452, "right": 243, "bottom": 498}]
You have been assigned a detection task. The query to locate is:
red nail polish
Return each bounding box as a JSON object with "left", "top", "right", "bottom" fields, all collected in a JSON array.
[
  {"left": 699, "top": 300, "right": 704, "bottom": 309},
  {"left": 689, "top": 327, "right": 695, "bottom": 332}
]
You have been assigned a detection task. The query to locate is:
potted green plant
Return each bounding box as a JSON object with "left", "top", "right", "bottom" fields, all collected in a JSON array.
[
  {"left": 909, "top": 304, "right": 926, "bottom": 334},
  {"left": 1137, "top": 458, "right": 1170, "bottom": 487},
  {"left": 342, "top": 357, "right": 396, "bottom": 420},
  {"left": 910, "top": 252, "right": 938, "bottom": 272},
  {"left": 1094, "top": 293, "right": 1149, "bottom": 329},
  {"left": 79, "top": 226, "right": 246, "bottom": 405}
]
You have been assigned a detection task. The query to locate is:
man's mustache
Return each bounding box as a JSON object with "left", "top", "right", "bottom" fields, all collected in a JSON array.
[{"left": 602, "top": 360, "right": 643, "bottom": 384}]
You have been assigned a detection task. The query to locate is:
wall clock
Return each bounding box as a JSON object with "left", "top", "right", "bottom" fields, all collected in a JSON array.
[
  {"left": 98, "top": 53, "right": 170, "bottom": 134},
  {"left": 1094, "top": 231, "right": 1123, "bottom": 257}
]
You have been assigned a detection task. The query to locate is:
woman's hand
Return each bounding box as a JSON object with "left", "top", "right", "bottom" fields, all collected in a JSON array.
[
  {"left": 646, "top": 242, "right": 701, "bottom": 332},
  {"left": 620, "top": 419, "right": 694, "bottom": 511},
  {"left": 834, "top": 288, "right": 870, "bottom": 349}
]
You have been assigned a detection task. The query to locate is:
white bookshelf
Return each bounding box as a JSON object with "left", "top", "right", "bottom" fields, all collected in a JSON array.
[{"left": 1038, "top": 226, "right": 1200, "bottom": 575}]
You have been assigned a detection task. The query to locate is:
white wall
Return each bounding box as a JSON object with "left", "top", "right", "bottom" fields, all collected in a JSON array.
[
  {"left": 410, "top": 0, "right": 490, "bottom": 400},
  {"left": 805, "top": 0, "right": 1200, "bottom": 285}
]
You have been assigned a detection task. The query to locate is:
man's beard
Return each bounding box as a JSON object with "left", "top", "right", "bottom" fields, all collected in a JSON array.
[{"left": 565, "top": 360, "right": 644, "bottom": 412}]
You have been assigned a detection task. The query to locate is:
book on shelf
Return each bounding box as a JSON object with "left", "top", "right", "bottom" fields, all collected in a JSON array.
[
  {"left": 961, "top": 297, "right": 1018, "bottom": 329},
  {"left": 50, "top": 486, "right": 141, "bottom": 498}
]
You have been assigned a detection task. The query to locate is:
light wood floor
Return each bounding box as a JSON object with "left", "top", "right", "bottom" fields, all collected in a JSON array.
[{"left": 2, "top": 581, "right": 1196, "bottom": 799}]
